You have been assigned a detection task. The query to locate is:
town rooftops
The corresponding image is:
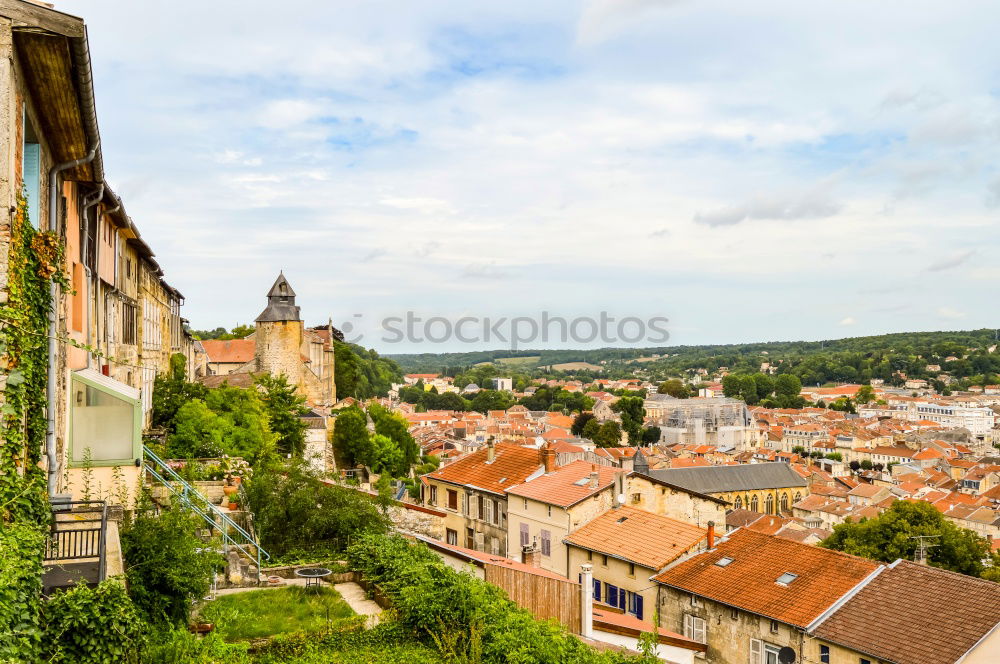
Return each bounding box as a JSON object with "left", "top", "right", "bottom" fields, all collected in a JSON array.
[
  {"left": 201, "top": 339, "right": 255, "bottom": 364},
  {"left": 506, "top": 460, "right": 620, "bottom": 508},
  {"left": 563, "top": 505, "right": 706, "bottom": 570},
  {"left": 638, "top": 462, "right": 807, "bottom": 495},
  {"left": 653, "top": 529, "right": 880, "bottom": 628},
  {"left": 812, "top": 560, "right": 1000, "bottom": 664},
  {"left": 423, "top": 443, "right": 542, "bottom": 495}
]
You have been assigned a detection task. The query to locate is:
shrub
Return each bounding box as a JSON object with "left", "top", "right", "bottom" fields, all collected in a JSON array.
[
  {"left": 0, "top": 523, "right": 44, "bottom": 662},
  {"left": 347, "top": 534, "right": 646, "bottom": 664},
  {"left": 121, "top": 503, "right": 221, "bottom": 627},
  {"left": 41, "top": 579, "right": 146, "bottom": 664},
  {"left": 244, "top": 461, "right": 390, "bottom": 557}
]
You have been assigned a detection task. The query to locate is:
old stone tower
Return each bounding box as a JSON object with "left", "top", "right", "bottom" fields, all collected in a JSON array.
[{"left": 250, "top": 273, "right": 336, "bottom": 408}]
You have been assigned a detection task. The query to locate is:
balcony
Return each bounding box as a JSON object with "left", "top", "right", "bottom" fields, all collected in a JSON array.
[{"left": 41, "top": 499, "right": 114, "bottom": 595}]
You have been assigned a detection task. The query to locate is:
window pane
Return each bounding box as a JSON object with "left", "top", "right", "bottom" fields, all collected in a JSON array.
[{"left": 72, "top": 383, "right": 134, "bottom": 461}]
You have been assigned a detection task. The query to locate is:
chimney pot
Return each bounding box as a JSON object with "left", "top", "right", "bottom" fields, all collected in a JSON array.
[
  {"left": 522, "top": 541, "right": 540, "bottom": 567},
  {"left": 707, "top": 520, "right": 715, "bottom": 549}
]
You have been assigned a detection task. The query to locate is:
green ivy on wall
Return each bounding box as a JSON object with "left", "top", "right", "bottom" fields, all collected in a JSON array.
[{"left": 0, "top": 193, "right": 60, "bottom": 663}]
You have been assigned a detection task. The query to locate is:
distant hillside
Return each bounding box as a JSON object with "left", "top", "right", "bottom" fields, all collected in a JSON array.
[{"left": 386, "top": 329, "right": 1000, "bottom": 385}]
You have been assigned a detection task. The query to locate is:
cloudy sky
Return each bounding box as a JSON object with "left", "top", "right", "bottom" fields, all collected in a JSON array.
[{"left": 61, "top": 0, "right": 999, "bottom": 353}]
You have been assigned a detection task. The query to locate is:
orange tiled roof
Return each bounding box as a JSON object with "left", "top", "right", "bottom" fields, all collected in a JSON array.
[
  {"left": 506, "top": 460, "right": 619, "bottom": 507},
  {"left": 653, "top": 529, "right": 879, "bottom": 628},
  {"left": 201, "top": 339, "right": 255, "bottom": 364},
  {"left": 564, "top": 505, "right": 705, "bottom": 570},
  {"left": 424, "top": 444, "right": 542, "bottom": 495}
]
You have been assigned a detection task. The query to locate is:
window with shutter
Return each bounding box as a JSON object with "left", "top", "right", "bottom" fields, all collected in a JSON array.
[
  {"left": 634, "top": 594, "right": 643, "bottom": 620},
  {"left": 684, "top": 614, "right": 706, "bottom": 644},
  {"left": 540, "top": 530, "right": 551, "bottom": 556},
  {"left": 520, "top": 523, "right": 529, "bottom": 547},
  {"left": 750, "top": 638, "right": 763, "bottom": 664},
  {"left": 447, "top": 489, "right": 458, "bottom": 510},
  {"left": 593, "top": 578, "right": 601, "bottom": 600},
  {"left": 606, "top": 583, "right": 618, "bottom": 606},
  {"left": 493, "top": 500, "right": 501, "bottom": 525}
]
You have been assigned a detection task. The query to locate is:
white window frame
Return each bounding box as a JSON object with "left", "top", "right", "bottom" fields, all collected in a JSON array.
[{"left": 684, "top": 614, "right": 706, "bottom": 644}]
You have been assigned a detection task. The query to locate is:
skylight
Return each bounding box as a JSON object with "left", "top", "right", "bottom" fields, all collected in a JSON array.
[
  {"left": 776, "top": 572, "right": 798, "bottom": 586},
  {"left": 573, "top": 477, "right": 590, "bottom": 486},
  {"left": 616, "top": 516, "right": 628, "bottom": 523},
  {"left": 715, "top": 556, "right": 734, "bottom": 567}
]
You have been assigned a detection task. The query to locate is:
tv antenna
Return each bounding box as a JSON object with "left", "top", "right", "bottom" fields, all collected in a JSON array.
[{"left": 910, "top": 534, "right": 939, "bottom": 564}]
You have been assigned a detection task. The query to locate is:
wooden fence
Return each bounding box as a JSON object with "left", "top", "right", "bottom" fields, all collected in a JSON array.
[{"left": 484, "top": 565, "right": 582, "bottom": 634}]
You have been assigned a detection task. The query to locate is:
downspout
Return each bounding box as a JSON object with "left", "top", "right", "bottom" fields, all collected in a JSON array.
[
  {"left": 46, "top": 29, "right": 104, "bottom": 499},
  {"left": 81, "top": 184, "right": 104, "bottom": 369}
]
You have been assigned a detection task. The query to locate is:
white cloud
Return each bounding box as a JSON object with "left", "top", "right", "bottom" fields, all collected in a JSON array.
[
  {"left": 839, "top": 317, "right": 856, "bottom": 326},
  {"left": 694, "top": 188, "right": 842, "bottom": 227},
  {"left": 927, "top": 250, "right": 975, "bottom": 272},
  {"left": 937, "top": 307, "right": 966, "bottom": 320}
]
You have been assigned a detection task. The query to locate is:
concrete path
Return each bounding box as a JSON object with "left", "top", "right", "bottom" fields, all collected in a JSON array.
[{"left": 333, "top": 581, "right": 382, "bottom": 627}]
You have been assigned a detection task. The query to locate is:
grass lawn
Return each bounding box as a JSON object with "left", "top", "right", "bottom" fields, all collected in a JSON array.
[{"left": 198, "top": 586, "right": 356, "bottom": 642}]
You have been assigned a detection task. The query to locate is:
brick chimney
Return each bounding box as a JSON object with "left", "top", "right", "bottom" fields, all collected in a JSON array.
[
  {"left": 541, "top": 443, "right": 556, "bottom": 473},
  {"left": 707, "top": 520, "right": 715, "bottom": 549},
  {"left": 588, "top": 464, "right": 599, "bottom": 489},
  {"left": 522, "top": 541, "right": 540, "bottom": 567}
]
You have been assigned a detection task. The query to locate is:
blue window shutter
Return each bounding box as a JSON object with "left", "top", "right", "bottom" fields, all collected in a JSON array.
[
  {"left": 619, "top": 588, "right": 626, "bottom": 610},
  {"left": 606, "top": 583, "right": 617, "bottom": 605},
  {"left": 23, "top": 142, "right": 40, "bottom": 228},
  {"left": 593, "top": 579, "right": 600, "bottom": 600},
  {"left": 635, "top": 594, "right": 644, "bottom": 620}
]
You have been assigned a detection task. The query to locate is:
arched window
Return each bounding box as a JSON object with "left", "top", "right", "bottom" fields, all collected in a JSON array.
[
  {"left": 765, "top": 494, "right": 774, "bottom": 515},
  {"left": 734, "top": 496, "right": 743, "bottom": 510},
  {"left": 794, "top": 492, "right": 802, "bottom": 504},
  {"left": 780, "top": 494, "right": 789, "bottom": 513},
  {"left": 750, "top": 495, "right": 759, "bottom": 512}
]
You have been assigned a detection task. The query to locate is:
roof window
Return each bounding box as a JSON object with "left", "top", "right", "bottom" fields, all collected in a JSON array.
[
  {"left": 776, "top": 572, "right": 798, "bottom": 586},
  {"left": 715, "top": 556, "right": 734, "bottom": 567}
]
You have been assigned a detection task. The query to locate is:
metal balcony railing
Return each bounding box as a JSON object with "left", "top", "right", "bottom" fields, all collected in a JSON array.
[{"left": 44, "top": 499, "right": 108, "bottom": 587}]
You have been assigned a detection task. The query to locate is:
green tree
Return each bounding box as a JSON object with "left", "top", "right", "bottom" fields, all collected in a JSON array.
[
  {"left": 470, "top": 389, "right": 515, "bottom": 413},
  {"left": 151, "top": 353, "right": 207, "bottom": 433},
  {"left": 641, "top": 426, "right": 661, "bottom": 444},
  {"left": 369, "top": 404, "right": 419, "bottom": 471},
  {"left": 611, "top": 396, "right": 646, "bottom": 444},
  {"left": 821, "top": 501, "right": 992, "bottom": 577},
  {"left": 121, "top": 503, "right": 220, "bottom": 627},
  {"left": 366, "top": 433, "right": 405, "bottom": 476},
  {"left": 775, "top": 374, "right": 802, "bottom": 398},
  {"left": 255, "top": 373, "right": 309, "bottom": 457},
  {"left": 581, "top": 418, "right": 601, "bottom": 441},
  {"left": 593, "top": 421, "right": 623, "bottom": 447},
  {"left": 657, "top": 379, "right": 690, "bottom": 398},
  {"left": 331, "top": 406, "right": 370, "bottom": 468},
  {"left": 571, "top": 412, "right": 596, "bottom": 436},
  {"left": 204, "top": 385, "right": 277, "bottom": 465},
  {"left": 855, "top": 385, "right": 875, "bottom": 404}
]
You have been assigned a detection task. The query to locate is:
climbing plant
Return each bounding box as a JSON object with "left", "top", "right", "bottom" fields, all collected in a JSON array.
[{"left": 0, "top": 193, "right": 61, "bottom": 663}]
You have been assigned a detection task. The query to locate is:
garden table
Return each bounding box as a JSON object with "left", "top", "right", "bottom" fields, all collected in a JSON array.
[{"left": 294, "top": 567, "right": 332, "bottom": 591}]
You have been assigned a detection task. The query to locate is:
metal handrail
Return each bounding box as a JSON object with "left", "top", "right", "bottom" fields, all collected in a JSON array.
[{"left": 143, "top": 446, "right": 270, "bottom": 573}]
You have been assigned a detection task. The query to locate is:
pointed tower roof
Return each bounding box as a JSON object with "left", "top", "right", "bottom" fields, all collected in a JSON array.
[{"left": 255, "top": 272, "right": 302, "bottom": 322}]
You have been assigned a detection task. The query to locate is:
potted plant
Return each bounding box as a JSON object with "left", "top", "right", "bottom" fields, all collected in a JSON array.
[{"left": 228, "top": 497, "right": 239, "bottom": 510}]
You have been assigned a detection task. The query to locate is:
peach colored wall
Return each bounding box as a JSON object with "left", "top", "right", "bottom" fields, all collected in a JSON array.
[{"left": 62, "top": 181, "right": 88, "bottom": 370}]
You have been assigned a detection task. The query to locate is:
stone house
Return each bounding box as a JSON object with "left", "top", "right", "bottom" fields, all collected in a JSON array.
[
  {"left": 564, "top": 506, "right": 707, "bottom": 622},
  {"left": 505, "top": 460, "right": 623, "bottom": 576},
  {"left": 422, "top": 441, "right": 546, "bottom": 556},
  {"left": 652, "top": 529, "right": 880, "bottom": 664}
]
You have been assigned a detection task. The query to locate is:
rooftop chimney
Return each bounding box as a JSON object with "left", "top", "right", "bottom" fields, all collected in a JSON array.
[
  {"left": 542, "top": 442, "right": 556, "bottom": 473},
  {"left": 487, "top": 438, "right": 496, "bottom": 463},
  {"left": 588, "top": 464, "right": 599, "bottom": 489},
  {"left": 707, "top": 521, "right": 715, "bottom": 550}
]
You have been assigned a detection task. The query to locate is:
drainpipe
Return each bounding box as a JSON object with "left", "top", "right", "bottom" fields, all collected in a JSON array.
[
  {"left": 46, "top": 29, "right": 104, "bottom": 499},
  {"left": 81, "top": 185, "right": 103, "bottom": 369}
]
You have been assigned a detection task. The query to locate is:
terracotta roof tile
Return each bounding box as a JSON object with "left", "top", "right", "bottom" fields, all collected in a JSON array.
[
  {"left": 424, "top": 444, "right": 542, "bottom": 495},
  {"left": 201, "top": 339, "right": 255, "bottom": 364},
  {"left": 653, "top": 529, "right": 879, "bottom": 628},
  {"left": 813, "top": 561, "right": 1000, "bottom": 664},
  {"left": 564, "top": 506, "right": 706, "bottom": 570},
  {"left": 507, "top": 460, "right": 619, "bottom": 507}
]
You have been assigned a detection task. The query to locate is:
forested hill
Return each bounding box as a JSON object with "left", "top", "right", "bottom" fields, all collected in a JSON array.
[{"left": 386, "top": 328, "right": 1000, "bottom": 380}]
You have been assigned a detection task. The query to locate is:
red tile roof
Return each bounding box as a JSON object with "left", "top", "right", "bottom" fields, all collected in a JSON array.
[
  {"left": 563, "top": 506, "right": 706, "bottom": 570},
  {"left": 653, "top": 529, "right": 879, "bottom": 628},
  {"left": 424, "top": 443, "right": 542, "bottom": 495},
  {"left": 506, "top": 460, "right": 619, "bottom": 507},
  {"left": 812, "top": 561, "right": 1000, "bottom": 664},
  {"left": 201, "top": 339, "right": 255, "bottom": 364}
]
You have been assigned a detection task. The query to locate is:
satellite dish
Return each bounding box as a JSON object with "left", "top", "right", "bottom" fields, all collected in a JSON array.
[{"left": 777, "top": 646, "right": 796, "bottom": 664}]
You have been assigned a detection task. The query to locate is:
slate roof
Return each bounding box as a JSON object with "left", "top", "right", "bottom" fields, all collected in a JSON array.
[
  {"left": 563, "top": 505, "right": 706, "bottom": 570},
  {"left": 641, "top": 462, "right": 807, "bottom": 495},
  {"left": 653, "top": 529, "right": 879, "bottom": 628},
  {"left": 812, "top": 560, "right": 1000, "bottom": 664}
]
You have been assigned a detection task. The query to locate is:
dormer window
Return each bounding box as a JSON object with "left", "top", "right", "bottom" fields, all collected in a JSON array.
[{"left": 776, "top": 572, "right": 798, "bottom": 586}]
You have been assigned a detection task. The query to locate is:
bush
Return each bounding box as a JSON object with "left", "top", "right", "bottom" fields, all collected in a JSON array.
[
  {"left": 0, "top": 523, "right": 44, "bottom": 662},
  {"left": 41, "top": 579, "right": 146, "bottom": 664},
  {"left": 347, "top": 534, "right": 646, "bottom": 664},
  {"left": 121, "top": 503, "right": 221, "bottom": 627},
  {"left": 168, "top": 384, "right": 277, "bottom": 466},
  {"left": 244, "top": 461, "right": 391, "bottom": 557}
]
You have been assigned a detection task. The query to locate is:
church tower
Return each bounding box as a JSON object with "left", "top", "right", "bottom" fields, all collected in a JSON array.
[{"left": 254, "top": 272, "right": 304, "bottom": 383}]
